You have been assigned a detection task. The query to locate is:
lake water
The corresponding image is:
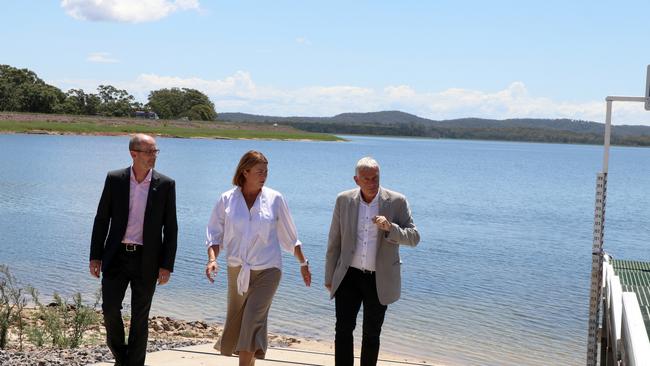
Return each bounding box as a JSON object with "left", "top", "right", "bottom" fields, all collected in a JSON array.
[{"left": 1, "top": 133, "right": 650, "bottom": 365}]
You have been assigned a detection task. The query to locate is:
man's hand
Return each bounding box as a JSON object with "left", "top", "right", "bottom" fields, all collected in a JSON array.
[
  {"left": 372, "top": 215, "right": 392, "bottom": 232},
  {"left": 206, "top": 261, "right": 219, "bottom": 283},
  {"left": 325, "top": 283, "right": 332, "bottom": 292},
  {"left": 158, "top": 268, "right": 171, "bottom": 285},
  {"left": 89, "top": 260, "right": 102, "bottom": 278}
]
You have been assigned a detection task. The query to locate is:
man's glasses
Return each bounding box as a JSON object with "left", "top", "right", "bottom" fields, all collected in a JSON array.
[{"left": 132, "top": 149, "right": 160, "bottom": 156}]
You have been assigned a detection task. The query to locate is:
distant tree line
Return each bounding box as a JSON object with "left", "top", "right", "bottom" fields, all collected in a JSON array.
[
  {"left": 0, "top": 64, "right": 217, "bottom": 121},
  {"left": 280, "top": 121, "right": 650, "bottom": 146}
]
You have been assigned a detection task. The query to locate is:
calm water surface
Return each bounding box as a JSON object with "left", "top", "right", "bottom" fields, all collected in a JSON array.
[{"left": 1, "top": 133, "right": 650, "bottom": 365}]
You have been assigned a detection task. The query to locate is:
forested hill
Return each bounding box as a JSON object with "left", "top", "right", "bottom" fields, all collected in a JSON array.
[{"left": 219, "top": 111, "right": 650, "bottom": 146}]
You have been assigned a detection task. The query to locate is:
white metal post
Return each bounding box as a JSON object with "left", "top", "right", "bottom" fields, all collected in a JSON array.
[
  {"left": 645, "top": 65, "right": 650, "bottom": 111},
  {"left": 602, "top": 99, "right": 612, "bottom": 173}
]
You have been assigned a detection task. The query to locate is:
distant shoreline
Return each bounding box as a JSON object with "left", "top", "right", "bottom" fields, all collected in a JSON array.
[
  {"left": 5, "top": 111, "right": 650, "bottom": 147},
  {"left": 219, "top": 111, "right": 650, "bottom": 147},
  {"left": 0, "top": 112, "right": 344, "bottom": 142}
]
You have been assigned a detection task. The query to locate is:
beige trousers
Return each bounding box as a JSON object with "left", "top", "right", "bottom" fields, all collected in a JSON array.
[{"left": 216, "top": 266, "right": 281, "bottom": 359}]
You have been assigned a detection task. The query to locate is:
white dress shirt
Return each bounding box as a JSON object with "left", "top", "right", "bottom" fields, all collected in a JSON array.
[
  {"left": 350, "top": 188, "right": 379, "bottom": 272},
  {"left": 206, "top": 186, "right": 301, "bottom": 294}
]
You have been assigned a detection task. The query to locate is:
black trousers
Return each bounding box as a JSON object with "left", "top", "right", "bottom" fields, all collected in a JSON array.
[
  {"left": 335, "top": 268, "right": 388, "bottom": 366},
  {"left": 101, "top": 246, "right": 157, "bottom": 366}
]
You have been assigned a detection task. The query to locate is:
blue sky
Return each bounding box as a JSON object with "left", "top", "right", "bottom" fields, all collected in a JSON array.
[{"left": 2, "top": 0, "right": 650, "bottom": 124}]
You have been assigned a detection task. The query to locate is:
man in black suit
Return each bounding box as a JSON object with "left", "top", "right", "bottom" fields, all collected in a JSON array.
[{"left": 89, "top": 133, "right": 177, "bottom": 366}]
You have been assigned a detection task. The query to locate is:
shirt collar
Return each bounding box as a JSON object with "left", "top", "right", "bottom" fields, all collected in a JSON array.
[
  {"left": 235, "top": 186, "right": 265, "bottom": 210},
  {"left": 359, "top": 187, "right": 380, "bottom": 207},
  {"left": 130, "top": 166, "right": 153, "bottom": 184}
]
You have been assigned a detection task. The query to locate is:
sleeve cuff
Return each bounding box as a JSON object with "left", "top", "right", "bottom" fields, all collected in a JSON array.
[{"left": 385, "top": 223, "right": 400, "bottom": 243}]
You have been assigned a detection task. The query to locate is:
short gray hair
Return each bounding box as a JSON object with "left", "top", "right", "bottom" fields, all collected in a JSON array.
[
  {"left": 355, "top": 157, "right": 380, "bottom": 176},
  {"left": 129, "top": 133, "right": 154, "bottom": 151}
]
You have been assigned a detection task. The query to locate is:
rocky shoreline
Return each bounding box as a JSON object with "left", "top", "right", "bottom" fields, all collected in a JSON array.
[{"left": 0, "top": 315, "right": 303, "bottom": 366}]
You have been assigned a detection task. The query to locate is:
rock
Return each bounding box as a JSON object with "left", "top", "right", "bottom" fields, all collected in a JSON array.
[{"left": 152, "top": 320, "right": 164, "bottom": 332}]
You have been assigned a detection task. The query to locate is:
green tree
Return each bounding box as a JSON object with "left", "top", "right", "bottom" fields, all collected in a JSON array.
[
  {"left": 55, "top": 89, "right": 102, "bottom": 115},
  {"left": 147, "top": 87, "right": 216, "bottom": 120},
  {"left": 186, "top": 104, "right": 217, "bottom": 121},
  {"left": 147, "top": 89, "right": 179, "bottom": 119},
  {"left": 0, "top": 64, "right": 65, "bottom": 113},
  {"left": 97, "top": 84, "right": 138, "bottom": 117}
]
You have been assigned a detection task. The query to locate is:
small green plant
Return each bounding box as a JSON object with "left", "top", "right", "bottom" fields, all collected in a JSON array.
[
  {"left": 29, "top": 287, "right": 101, "bottom": 348},
  {"left": 10, "top": 284, "right": 27, "bottom": 351},
  {"left": 0, "top": 265, "right": 27, "bottom": 350},
  {"left": 179, "top": 330, "right": 196, "bottom": 338},
  {"left": 0, "top": 265, "right": 16, "bottom": 349},
  {"left": 70, "top": 292, "right": 101, "bottom": 348},
  {"left": 26, "top": 325, "right": 45, "bottom": 347}
]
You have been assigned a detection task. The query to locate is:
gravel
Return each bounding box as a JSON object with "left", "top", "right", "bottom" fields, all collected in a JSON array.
[{"left": 0, "top": 338, "right": 211, "bottom": 366}]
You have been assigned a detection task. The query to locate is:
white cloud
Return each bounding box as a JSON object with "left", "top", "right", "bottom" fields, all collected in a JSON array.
[
  {"left": 296, "top": 37, "right": 312, "bottom": 46},
  {"left": 385, "top": 85, "right": 417, "bottom": 99},
  {"left": 51, "top": 73, "right": 650, "bottom": 125},
  {"left": 136, "top": 72, "right": 256, "bottom": 95},
  {"left": 61, "top": 0, "right": 200, "bottom": 23},
  {"left": 87, "top": 52, "right": 119, "bottom": 63}
]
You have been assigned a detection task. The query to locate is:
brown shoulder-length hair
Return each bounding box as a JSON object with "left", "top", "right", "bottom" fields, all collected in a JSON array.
[{"left": 232, "top": 150, "right": 268, "bottom": 187}]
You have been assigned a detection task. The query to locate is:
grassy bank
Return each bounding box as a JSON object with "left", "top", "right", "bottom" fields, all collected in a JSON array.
[{"left": 0, "top": 114, "right": 344, "bottom": 141}]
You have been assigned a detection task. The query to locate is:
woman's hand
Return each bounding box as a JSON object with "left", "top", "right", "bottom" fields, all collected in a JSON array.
[
  {"left": 300, "top": 265, "right": 312, "bottom": 287},
  {"left": 206, "top": 260, "right": 219, "bottom": 283}
]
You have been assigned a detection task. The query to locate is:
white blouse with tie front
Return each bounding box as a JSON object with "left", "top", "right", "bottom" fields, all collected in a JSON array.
[{"left": 206, "top": 186, "right": 301, "bottom": 295}]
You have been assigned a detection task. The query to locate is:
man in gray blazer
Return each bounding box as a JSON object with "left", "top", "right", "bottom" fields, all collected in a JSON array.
[{"left": 325, "top": 157, "right": 420, "bottom": 366}]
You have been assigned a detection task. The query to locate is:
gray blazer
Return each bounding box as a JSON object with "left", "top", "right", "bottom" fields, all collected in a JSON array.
[{"left": 325, "top": 187, "right": 420, "bottom": 305}]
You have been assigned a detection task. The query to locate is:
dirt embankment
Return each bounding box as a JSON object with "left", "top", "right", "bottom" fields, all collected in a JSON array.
[{"left": 0, "top": 112, "right": 299, "bottom": 132}]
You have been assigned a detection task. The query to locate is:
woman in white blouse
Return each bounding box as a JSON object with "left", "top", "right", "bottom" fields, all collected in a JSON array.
[{"left": 205, "top": 150, "right": 311, "bottom": 366}]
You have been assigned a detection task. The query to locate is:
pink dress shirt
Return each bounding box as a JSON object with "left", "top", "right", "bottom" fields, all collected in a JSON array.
[{"left": 122, "top": 167, "right": 152, "bottom": 245}]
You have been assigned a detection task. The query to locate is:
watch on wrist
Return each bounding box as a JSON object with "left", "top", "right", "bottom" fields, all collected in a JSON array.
[{"left": 300, "top": 259, "right": 309, "bottom": 267}]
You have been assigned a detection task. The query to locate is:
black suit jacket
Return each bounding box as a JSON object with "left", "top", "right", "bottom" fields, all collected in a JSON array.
[{"left": 90, "top": 167, "right": 178, "bottom": 282}]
